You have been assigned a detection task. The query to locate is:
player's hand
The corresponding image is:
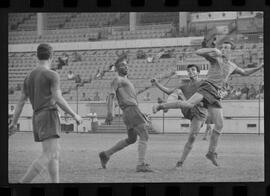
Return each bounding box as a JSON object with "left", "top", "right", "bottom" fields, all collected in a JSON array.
[
  {"left": 8, "top": 123, "right": 17, "bottom": 137},
  {"left": 74, "top": 114, "right": 83, "bottom": 125}
]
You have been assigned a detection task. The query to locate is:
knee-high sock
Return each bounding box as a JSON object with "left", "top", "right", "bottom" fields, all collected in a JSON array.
[
  {"left": 137, "top": 140, "right": 147, "bottom": 165},
  {"left": 19, "top": 157, "right": 47, "bottom": 183},
  {"left": 179, "top": 143, "right": 193, "bottom": 163},
  {"left": 105, "top": 139, "right": 129, "bottom": 156},
  {"left": 208, "top": 130, "right": 221, "bottom": 153},
  {"left": 48, "top": 159, "right": 59, "bottom": 183}
]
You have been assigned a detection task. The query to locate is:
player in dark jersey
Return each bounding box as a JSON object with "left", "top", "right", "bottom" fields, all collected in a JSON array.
[
  {"left": 9, "top": 43, "right": 82, "bottom": 183},
  {"left": 151, "top": 64, "right": 211, "bottom": 168},
  {"left": 99, "top": 56, "right": 154, "bottom": 172},
  {"left": 152, "top": 40, "right": 263, "bottom": 166}
]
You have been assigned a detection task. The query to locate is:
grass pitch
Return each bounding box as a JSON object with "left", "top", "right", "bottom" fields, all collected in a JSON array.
[{"left": 9, "top": 132, "right": 264, "bottom": 183}]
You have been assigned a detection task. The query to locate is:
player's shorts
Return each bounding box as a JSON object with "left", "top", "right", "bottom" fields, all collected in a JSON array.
[
  {"left": 32, "top": 107, "right": 61, "bottom": 142},
  {"left": 122, "top": 105, "right": 148, "bottom": 130},
  {"left": 182, "top": 105, "right": 208, "bottom": 122},
  {"left": 197, "top": 80, "right": 222, "bottom": 108}
]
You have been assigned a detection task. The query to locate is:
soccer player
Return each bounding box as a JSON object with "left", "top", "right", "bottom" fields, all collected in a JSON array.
[
  {"left": 9, "top": 43, "right": 82, "bottom": 183},
  {"left": 99, "top": 56, "right": 154, "bottom": 172},
  {"left": 153, "top": 40, "right": 264, "bottom": 166},
  {"left": 151, "top": 64, "right": 209, "bottom": 168}
]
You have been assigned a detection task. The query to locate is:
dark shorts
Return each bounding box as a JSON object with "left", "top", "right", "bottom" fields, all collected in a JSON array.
[
  {"left": 32, "top": 109, "right": 61, "bottom": 142},
  {"left": 197, "top": 80, "right": 222, "bottom": 108},
  {"left": 122, "top": 106, "right": 148, "bottom": 130},
  {"left": 182, "top": 105, "right": 208, "bottom": 122}
]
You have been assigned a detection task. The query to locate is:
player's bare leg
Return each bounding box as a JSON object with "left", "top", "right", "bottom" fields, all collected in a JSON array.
[
  {"left": 134, "top": 124, "right": 154, "bottom": 172},
  {"left": 175, "top": 118, "right": 203, "bottom": 169},
  {"left": 99, "top": 129, "right": 136, "bottom": 168},
  {"left": 46, "top": 138, "right": 60, "bottom": 183},
  {"left": 205, "top": 107, "right": 223, "bottom": 166},
  {"left": 153, "top": 93, "right": 204, "bottom": 113},
  {"left": 203, "top": 123, "right": 212, "bottom": 141}
]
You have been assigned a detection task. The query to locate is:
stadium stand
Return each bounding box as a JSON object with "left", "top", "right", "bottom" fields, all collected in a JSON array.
[{"left": 8, "top": 13, "right": 264, "bottom": 102}]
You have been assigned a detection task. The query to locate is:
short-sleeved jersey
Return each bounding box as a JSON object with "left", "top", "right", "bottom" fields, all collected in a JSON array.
[
  {"left": 179, "top": 79, "right": 204, "bottom": 99},
  {"left": 23, "top": 66, "right": 59, "bottom": 112},
  {"left": 111, "top": 76, "right": 138, "bottom": 110},
  {"left": 203, "top": 50, "right": 237, "bottom": 88}
]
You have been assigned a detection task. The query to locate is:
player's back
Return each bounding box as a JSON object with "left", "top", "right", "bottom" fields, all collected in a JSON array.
[
  {"left": 24, "top": 66, "right": 57, "bottom": 112},
  {"left": 113, "top": 76, "right": 138, "bottom": 110}
]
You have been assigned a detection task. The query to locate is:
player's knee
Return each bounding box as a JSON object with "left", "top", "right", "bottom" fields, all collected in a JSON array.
[
  {"left": 44, "top": 150, "right": 60, "bottom": 162},
  {"left": 188, "top": 133, "right": 197, "bottom": 144},
  {"left": 214, "top": 121, "right": 223, "bottom": 130},
  {"left": 139, "top": 129, "right": 149, "bottom": 141},
  {"left": 126, "top": 135, "right": 137, "bottom": 144}
]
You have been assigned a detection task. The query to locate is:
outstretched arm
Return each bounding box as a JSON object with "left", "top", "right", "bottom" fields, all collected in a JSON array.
[
  {"left": 232, "top": 63, "right": 263, "bottom": 76},
  {"left": 151, "top": 78, "right": 177, "bottom": 95},
  {"left": 196, "top": 48, "right": 222, "bottom": 62}
]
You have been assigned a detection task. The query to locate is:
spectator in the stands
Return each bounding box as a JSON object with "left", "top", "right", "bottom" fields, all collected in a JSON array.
[
  {"left": 235, "top": 88, "right": 242, "bottom": 99},
  {"left": 241, "top": 84, "right": 249, "bottom": 99},
  {"left": 58, "top": 53, "right": 69, "bottom": 69},
  {"left": 81, "top": 92, "right": 88, "bottom": 101},
  {"left": 8, "top": 105, "right": 15, "bottom": 124},
  {"left": 248, "top": 84, "right": 257, "bottom": 99},
  {"left": 67, "top": 71, "right": 75, "bottom": 80},
  {"left": 137, "top": 50, "right": 147, "bottom": 59},
  {"left": 143, "top": 92, "right": 151, "bottom": 101},
  {"left": 75, "top": 74, "right": 82, "bottom": 84},
  {"left": 256, "top": 84, "right": 264, "bottom": 99},
  {"left": 15, "top": 83, "right": 21, "bottom": 91},
  {"left": 73, "top": 51, "right": 82, "bottom": 62},
  {"left": 93, "top": 92, "right": 101, "bottom": 101},
  {"left": 9, "top": 86, "right": 15, "bottom": 94}
]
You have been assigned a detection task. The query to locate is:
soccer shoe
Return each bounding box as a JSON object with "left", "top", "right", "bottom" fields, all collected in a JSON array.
[
  {"left": 175, "top": 161, "right": 183, "bottom": 168},
  {"left": 136, "top": 163, "right": 154, "bottom": 172},
  {"left": 99, "top": 151, "right": 110, "bottom": 169},
  {"left": 152, "top": 105, "right": 161, "bottom": 114},
  {"left": 202, "top": 137, "right": 207, "bottom": 141},
  {"left": 205, "top": 151, "right": 219, "bottom": 166}
]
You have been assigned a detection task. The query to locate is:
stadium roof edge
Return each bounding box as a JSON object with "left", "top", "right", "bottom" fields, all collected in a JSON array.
[{"left": 9, "top": 37, "right": 204, "bottom": 53}]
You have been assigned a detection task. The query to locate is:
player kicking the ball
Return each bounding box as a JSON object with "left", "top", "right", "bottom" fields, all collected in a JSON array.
[
  {"left": 152, "top": 64, "right": 211, "bottom": 168},
  {"left": 99, "top": 55, "right": 154, "bottom": 172},
  {"left": 153, "top": 40, "right": 263, "bottom": 166}
]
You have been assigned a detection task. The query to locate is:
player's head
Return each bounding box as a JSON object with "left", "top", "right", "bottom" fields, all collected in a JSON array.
[
  {"left": 186, "top": 64, "right": 200, "bottom": 80},
  {"left": 37, "top": 43, "right": 53, "bottom": 63},
  {"left": 10, "top": 105, "right": 14, "bottom": 110},
  {"left": 220, "top": 40, "right": 235, "bottom": 58},
  {"left": 114, "top": 55, "right": 128, "bottom": 76}
]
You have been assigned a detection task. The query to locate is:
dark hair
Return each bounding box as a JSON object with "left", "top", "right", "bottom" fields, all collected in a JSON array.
[
  {"left": 37, "top": 43, "right": 53, "bottom": 60},
  {"left": 187, "top": 64, "right": 200, "bottom": 73},
  {"left": 222, "top": 40, "right": 235, "bottom": 50},
  {"left": 114, "top": 54, "right": 127, "bottom": 68}
]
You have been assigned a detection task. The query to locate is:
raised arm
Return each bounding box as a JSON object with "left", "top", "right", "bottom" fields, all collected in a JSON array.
[
  {"left": 151, "top": 78, "right": 177, "bottom": 95},
  {"left": 196, "top": 48, "right": 222, "bottom": 62},
  {"left": 50, "top": 71, "right": 82, "bottom": 124},
  {"left": 232, "top": 63, "right": 263, "bottom": 76}
]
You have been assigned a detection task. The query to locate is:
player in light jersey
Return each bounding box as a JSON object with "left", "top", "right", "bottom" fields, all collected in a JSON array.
[
  {"left": 9, "top": 44, "right": 82, "bottom": 183},
  {"left": 99, "top": 56, "right": 154, "bottom": 172},
  {"left": 153, "top": 41, "right": 263, "bottom": 166},
  {"left": 152, "top": 64, "right": 212, "bottom": 168}
]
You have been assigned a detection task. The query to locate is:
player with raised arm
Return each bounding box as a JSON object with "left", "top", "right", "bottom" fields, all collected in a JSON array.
[
  {"left": 152, "top": 40, "right": 263, "bottom": 166},
  {"left": 99, "top": 55, "right": 154, "bottom": 172},
  {"left": 9, "top": 43, "right": 82, "bottom": 183},
  {"left": 152, "top": 64, "right": 210, "bottom": 168}
]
